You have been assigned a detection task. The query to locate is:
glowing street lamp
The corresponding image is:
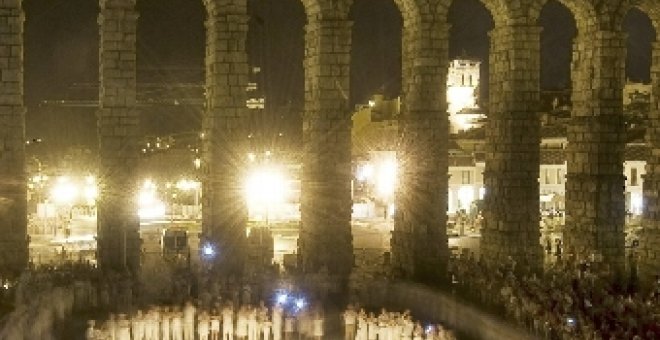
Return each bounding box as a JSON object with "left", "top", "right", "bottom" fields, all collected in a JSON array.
[
  {"left": 375, "top": 158, "right": 397, "bottom": 199},
  {"left": 244, "top": 165, "right": 291, "bottom": 223},
  {"left": 50, "top": 176, "right": 78, "bottom": 205},
  {"left": 138, "top": 179, "right": 166, "bottom": 219}
]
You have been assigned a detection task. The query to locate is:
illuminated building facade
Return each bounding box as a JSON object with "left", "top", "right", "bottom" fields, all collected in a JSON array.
[{"left": 446, "top": 58, "right": 485, "bottom": 133}]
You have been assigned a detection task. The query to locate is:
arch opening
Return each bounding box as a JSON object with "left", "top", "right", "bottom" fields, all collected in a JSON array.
[
  {"left": 245, "top": 0, "right": 305, "bottom": 152},
  {"left": 24, "top": 0, "right": 100, "bottom": 167},
  {"left": 447, "top": 0, "right": 493, "bottom": 134},
  {"left": 136, "top": 0, "right": 205, "bottom": 138},
  {"left": 349, "top": 0, "right": 402, "bottom": 108},
  {"left": 538, "top": 0, "right": 576, "bottom": 92}
]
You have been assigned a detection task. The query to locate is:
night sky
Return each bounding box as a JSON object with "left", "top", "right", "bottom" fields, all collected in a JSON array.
[{"left": 22, "top": 0, "right": 655, "bottom": 136}]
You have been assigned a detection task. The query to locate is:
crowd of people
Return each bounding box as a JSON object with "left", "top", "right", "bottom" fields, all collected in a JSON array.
[
  {"left": 86, "top": 297, "right": 326, "bottom": 340},
  {"left": 449, "top": 253, "right": 659, "bottom": 339},
  {"left": 0, "top": 263, "right": 98, "bottom": 339},
  {"left": 342, "top": 305, "right": 456, "bottom": 340}
]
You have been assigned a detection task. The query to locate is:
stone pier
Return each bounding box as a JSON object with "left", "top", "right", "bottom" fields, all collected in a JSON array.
[
  {"left": 96, "top": 0, "right": 141, "bottom": 273},
  {"left": 298, "top": 1, "right": 354, "bottom": 289},
  {"left": 391, "top": 6, "right": 449, "bottom": 284},
  {"left": 201, "top": 0, "right": 250, "bottom": 274},
  {"left": 564, "top": 30, "right": 626, "bottom": 269},
  {"left": 0, "top": 0, "right": 27, "bottom": 277},
  {"left": 481, "top": 22, "right": 543, "bottom": 269}
]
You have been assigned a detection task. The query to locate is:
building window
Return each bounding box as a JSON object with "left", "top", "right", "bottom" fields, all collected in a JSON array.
[
  {"left": 557, "top": 168, "right": 564, "bottom": 185},
  {"left": 631, "top": 168, "right": 638, "bottom": 186},
  {"left": 461, "top": 170, "right": 471, "bottom": 184},
  {"left": 544, "top": 169, "right": 552, "bottom": 185}
]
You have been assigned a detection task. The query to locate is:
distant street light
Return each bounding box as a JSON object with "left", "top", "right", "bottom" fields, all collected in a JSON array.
[
  {"left": 244, "top": 165, "right": 291, "bottom": 223},
  {"left": 138, "top": 179, "right": 166, "bottom": 219},
  {"left": 50, "top": 177, "right": 78, "bottom": 204}
]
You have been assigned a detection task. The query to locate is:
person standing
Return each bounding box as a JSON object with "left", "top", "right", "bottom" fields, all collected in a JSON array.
[
  {"left": 198, "top": 311, "right": 210, "bottom": 340},
  {"left": 222, "top": 304, "right": 235, "bottom": 340},
  {"left": 312, "top": 309, "right": 324, "bottom": 340},
  {"left": 161, "top": 308, "right": 171, "bottom": 340},
  {"left": 262, "top": 317, "right": 273, "bottom": 340},
  {"left": 116, "top": 314, "right": 131, "bottom": 340},
  {"left": 284, "top": 312, "right": 295, "bottom": 340},
  {"left": 210, "top": 309, "right": 221, "bottom": 340},
  {"left": 272, "top": 304, "right": 284, "bottom": 340},
  {"left": 171, "top": 308, "right": 183, "bottom": 340},
  {"left": 183, "top": 301, "right": 196, "bottom": 340},
  {"left": 342, "top": 305, "right": 357, "bottom": 340}
]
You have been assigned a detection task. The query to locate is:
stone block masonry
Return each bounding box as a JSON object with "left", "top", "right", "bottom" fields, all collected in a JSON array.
[
  {"left": 0, "top": 0, "right": 27, "bottom": 277},
  {"left": 201, "top": 0, "right": 250, "bottom": 275},
  {"left": 96, "top": 0, "right": 141, "bottom": 274},
  {"left": 298, "top": 11, "right": 354, "bottom": 292}
]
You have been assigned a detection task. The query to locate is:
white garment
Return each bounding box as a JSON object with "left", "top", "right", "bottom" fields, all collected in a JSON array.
[
  {"left": 198, "top": 318, "right": 210, "bottom": 340},
  {"left": 171, "top": 316, "right": 183, "bottom": 340},
  {"left": 367, "top": 320, "right": 377, "bottom": 340},
  {"left": 312, "top": 318, "right": 324, "bottom": 337},
  {"left": 161, "top": 316, "right": 171, "bottom": 340},
  {"left": 262, "top": 320, "right": 273, "bottom": 340},
  {"left": 248, "top": 310, "right": 258, "bottom": 340},
  {"left": 222, "top": 308, "right": 234, "bottom": 340},
  {"left": 183, "top": 304, "right": 196, "bottom": 340},
  {"left": 117, "top": 322, "right": 131, "bottom": 340},
  {"left": 272, "top": 306, "right": 283, "bottom": 340},
  {"left": 132, "top": 317, "right": 145, "bottom": 340},
  {"left": 236, "top": 312, "right": 248, "bottom": 338}
]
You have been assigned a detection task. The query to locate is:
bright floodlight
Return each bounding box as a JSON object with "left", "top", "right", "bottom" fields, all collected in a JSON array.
[
  {"left": 50, "top": 177, "right": 78, "bottom": 204},
  {"left": 295, "top": 298, "right": 305, "bottom": 309},
  {"left": 202, "top": 244, "right": 215, "bottom": 256},
  {"left": 83, "top": 185, "right": 98, "bottom": 203},
  {"left": 276, "top": 293, "right": 288, "bottom": 305},
  {"left": 356, "top": 163, "right": 374, "bottom": 182},
  {"left": 176, "top": 179, "right": 200, "bottom": 191},
  {"left": 244, "top": 166, "right": 290, "bottom": 208},
  {"left": 138, "top": 179, "right": 165, "bottom": 219},
  {"left": 375, "top": 159, "right": 397, "bottom": 199}
]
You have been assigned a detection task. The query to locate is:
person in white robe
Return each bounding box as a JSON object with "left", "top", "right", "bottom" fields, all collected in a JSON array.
[
  {"left": 222, "top": 304, "right": 235, "bottom": 340},
  {"left": 132, "top": 310, "right": 146, "bottom": 340},
  {"left": 171, "top": 309, "right": 184, "bottom": 340},
  {"left": 210, "top": 309, "right": 221, "bottom": 340},
  {"left": 312, "top": 310, "right": 324, "bottom": 340},
  {"left": 198, "top": 311, "right": 210, "bottom": 340},
  {"left": 272, "top": 304, "right": 284, "bottom": 340},
  {"left": 262, "top": 317, "right": 273, "bottom": 340},
  {"left": 161, "top": 308, "right": 171, "bottom": 340},
  {"left": 183, "top": 301, "right": 196, "bottom": 340},
  {"left": 116, "top": 314, "right": 131, "bottom": 340}
]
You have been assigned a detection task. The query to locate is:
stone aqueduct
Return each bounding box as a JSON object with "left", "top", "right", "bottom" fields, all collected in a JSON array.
[{"left": 0, "top": 0, "right": 659, "bottom": 286}]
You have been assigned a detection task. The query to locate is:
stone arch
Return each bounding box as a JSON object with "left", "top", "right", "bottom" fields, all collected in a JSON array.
[
  {"left": 628, "top": 1, "right": 659, "bottom": 38},
  {"left": 534, "top": 0, "right": 631, "bottom": 265},
  {"left": 531, "top": 0, "right": 597, "bottom": 33},
  {"left": 348, "top": 0, "right": 403, "bottom": 105},
  {"left": 538, "top": 0, "right": 577, "bottom": 90}
]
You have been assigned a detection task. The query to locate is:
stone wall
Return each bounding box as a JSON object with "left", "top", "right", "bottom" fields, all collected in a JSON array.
[
  {"left": 481, "top": 22, "right": 543, "bottom": 269},
  {"left": 298, "top": 1, "right": 354, "bottom": 287},
  {"left": 96, "top": 0, "right": 141, "bottom": 273},
  {"left": 392, "top": 6, "right": 450, "bottom": 284},
  {"left": 0, "top": 0, "right": 27, "bottom": 277},
  {"left": 564, "top": 29, "right": 627, "bottom": 269},
  {"left": 201, "top": 0, "right": 250, "bottom": 275}
]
